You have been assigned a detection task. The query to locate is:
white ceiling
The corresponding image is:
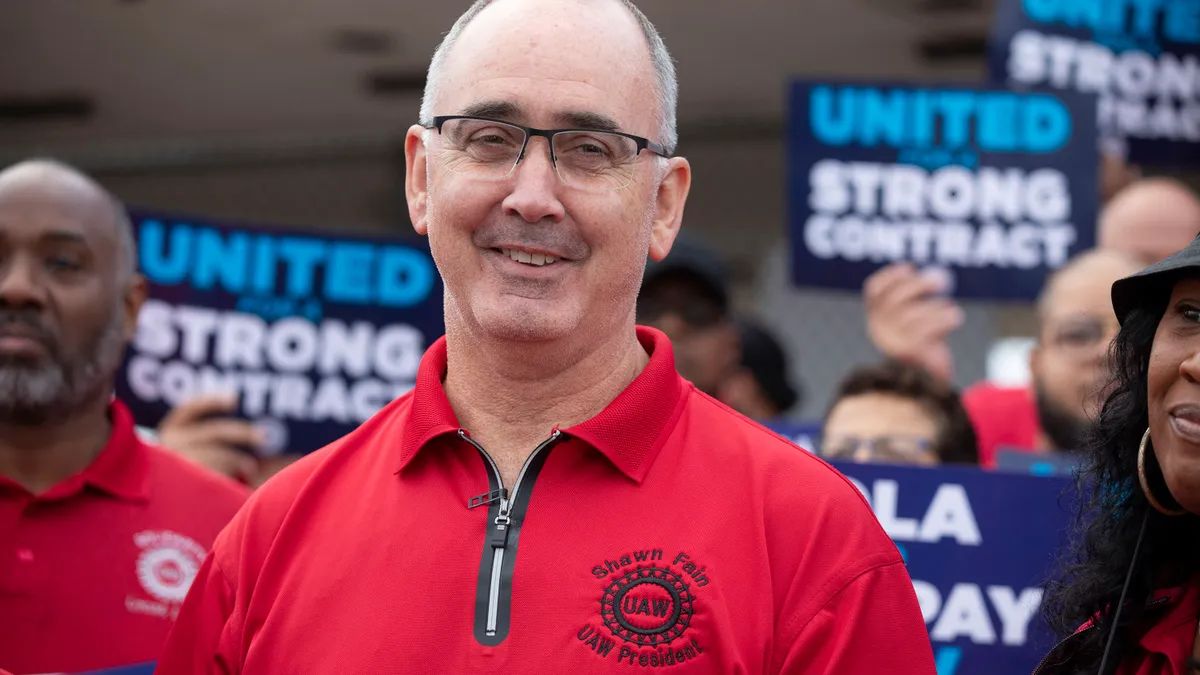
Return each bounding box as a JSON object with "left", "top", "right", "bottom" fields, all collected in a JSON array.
[{"left": 0, "top": 0, "right": 993, "bottom": 166}]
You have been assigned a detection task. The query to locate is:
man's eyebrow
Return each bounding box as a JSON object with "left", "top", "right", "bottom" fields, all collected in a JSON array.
[
  {"left": 460, "top": 101, "right": 525, "bottom": 121},
  {"left": 456, "top": 103, "right": 624, "bottom": 133},
  {"left": 554, "top": 110, "right": 622, "bottom": 133},
  {"left": 41, "top": 230, "right": 90, "bottom": 247}
]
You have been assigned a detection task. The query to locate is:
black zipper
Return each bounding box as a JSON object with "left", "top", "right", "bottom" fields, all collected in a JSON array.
[{"left": 461, "top": 428, "right": 563, "bottom": 646}]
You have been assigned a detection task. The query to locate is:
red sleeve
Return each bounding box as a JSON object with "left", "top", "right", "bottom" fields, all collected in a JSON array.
[
  {"left": 155, "top": 550, "right": 241, "bottom": 674},
  {"left": 776, "top": 561, "right": 936, "bottom": 674}
]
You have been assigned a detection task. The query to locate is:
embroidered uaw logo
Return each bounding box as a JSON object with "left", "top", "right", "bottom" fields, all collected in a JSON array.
[
  {"left": 600, "top": 565, "right": 695, "bottom": 646},
  {"left": 133, "top": 530, "right": 205, "bottom": 605}
]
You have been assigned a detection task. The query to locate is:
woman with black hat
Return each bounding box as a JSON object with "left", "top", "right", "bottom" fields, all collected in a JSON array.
[{"left": 1037, "top": 234, "right": 1200, "bottom": 674}]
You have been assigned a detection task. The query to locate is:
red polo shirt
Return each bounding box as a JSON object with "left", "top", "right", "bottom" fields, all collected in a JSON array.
[
  {"left": 0, "top": 399, "right": 249, "bottom": 675},
  {"left": 158, "top": 327, "right": 934, "bottom": 674}
]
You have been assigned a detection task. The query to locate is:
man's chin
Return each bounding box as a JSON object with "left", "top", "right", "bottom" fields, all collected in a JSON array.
[
  {"left": 0, "top": 367, "right": 70, "bottom": 426},
  {"left": 479, "top": 316, "right": 573, "bottom": 343},
  {"left": 470, "top": 299, "right": 581, "bottom": 343},
  {"left": 0, "top": 353, "right": 50, "bottom": 369},
  {"left": 0, "top": 402, "right": 56, "bottom": 426}
]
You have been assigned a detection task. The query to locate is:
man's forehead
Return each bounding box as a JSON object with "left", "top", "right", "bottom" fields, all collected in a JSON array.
[
  {"left": 0, "top": 175, "right": 117, "bottom": 247},
  {"left": 458, "top": 100, "right": 624, "bottom": 132},
  {"left": 436, "top": 0, "right": 657, "bottom": 134}
]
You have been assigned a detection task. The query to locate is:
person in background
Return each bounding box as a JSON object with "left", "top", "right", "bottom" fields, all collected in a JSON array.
[
  {"left": 821, "top": 360, "right": 978, "bottom": 466},
  {"left": 867, "top": 246, "right": 1159, "bottom": 467},
  {"left": 966, "top": 250, "right": 1145, "bottom": 466},
  {"left": 146, "top": 396, "right": 263, "bottom": 484},
  {"left": 0, "top": 159, "right": 248, "bottom": 675},
  {"left": 147, "top": 395, "right": 300, "bottom": 488},
  {"left": 1097, "top": 177, "right": 1200, "bottom": 265},
  {"left": 718, "top": 316, "right": 801, "bottom": 422},
  {"left": 1038, "top": 234, "right": 1200, "bottom": 674},
  {"left": 156, "top": 0, "right": 935, "bottom": 671},
  {"left": 637, "top": 233, "right": 740, "bottom": 396}
]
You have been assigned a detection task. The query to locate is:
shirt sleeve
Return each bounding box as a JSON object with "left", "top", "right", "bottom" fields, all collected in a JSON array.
[
  {"left": 775, "top": 560, "right": 936, "bottom": 675},
  {"left": 155, "top": 551, "right": 241, "bottom": 674}
]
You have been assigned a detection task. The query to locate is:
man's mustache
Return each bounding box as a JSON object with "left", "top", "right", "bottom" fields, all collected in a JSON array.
[
  {"left": 0, "top": 311, "right": 56, "bottom": 354},
  {"left": 473, "top": 222, "right": 590, "bottom": 261}
]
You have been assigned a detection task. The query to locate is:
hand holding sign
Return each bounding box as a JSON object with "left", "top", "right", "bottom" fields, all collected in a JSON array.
[
  {"left": 156, "top": 396, "right": 263, "bottom": 483},
  {"left": 864, "top": 263, "right": 964, "bottom": 383}
]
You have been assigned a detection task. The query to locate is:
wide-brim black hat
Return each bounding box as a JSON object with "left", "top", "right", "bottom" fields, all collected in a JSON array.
[{"left": 1112, "top": 232, "right": 1200, "bottom": 325}]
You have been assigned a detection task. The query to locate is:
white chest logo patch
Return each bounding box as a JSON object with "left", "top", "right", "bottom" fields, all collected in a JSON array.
[{"left": 133, "top": 530, "right": 206, "bottom": 605}]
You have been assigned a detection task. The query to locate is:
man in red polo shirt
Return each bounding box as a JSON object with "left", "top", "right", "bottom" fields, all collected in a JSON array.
[
  {"left": 0, "top": 160, "right": 248, "bottom": 675},
  {"left": 158, "top": 0, "right": 935, "bottom": 672}
]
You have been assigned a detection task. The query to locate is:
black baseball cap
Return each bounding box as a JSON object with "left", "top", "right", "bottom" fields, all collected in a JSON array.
[
  {"left": 1112, "top": 232, "right": 1200, "bottom": 324},
  {"left": 641, "top": 233, "right": 730, "bottom": 312},
  {"left": 735, "top": 317, "right": 800, "bottom": 414}
]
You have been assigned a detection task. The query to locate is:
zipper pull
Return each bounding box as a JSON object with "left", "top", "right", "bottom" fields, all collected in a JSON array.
[
  {"left": 490, "top": 509, "right": 511, "bottom": 549},
  {"left": 467, "top": 488, "right": 508, "bottom": 509}
]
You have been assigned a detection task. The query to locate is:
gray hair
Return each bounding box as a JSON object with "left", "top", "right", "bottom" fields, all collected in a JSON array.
[{"left": 419, "top": 0, "right": 679, "bottom": 155}]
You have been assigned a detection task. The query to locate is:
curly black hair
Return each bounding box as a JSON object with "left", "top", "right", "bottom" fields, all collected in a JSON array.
[{"left": 1042, "top": 287, "right": 1200, "bottom": 674}]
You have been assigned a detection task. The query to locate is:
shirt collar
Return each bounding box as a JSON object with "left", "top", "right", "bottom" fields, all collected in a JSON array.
[
  {"left": 398, "top": 326, "right": 687, "bottom": 482},
  {"left": 1137, "top": 579, "right": 1200, "bottom": 666},
  {"left": 34, "top": 398, "right": 151, "bottom": 502}
]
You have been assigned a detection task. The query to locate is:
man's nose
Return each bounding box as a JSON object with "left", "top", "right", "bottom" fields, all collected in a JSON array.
[
  {"left": 501, "top": 137, "right": 567, "bottom": 224},
  {"left": 851, "top": 445, "right": 875, "bottom": 463},
  {"left": 0, "top": 257, "right": 47, "bottom": 308}
]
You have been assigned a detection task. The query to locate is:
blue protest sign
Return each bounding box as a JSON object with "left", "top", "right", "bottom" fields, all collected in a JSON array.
[
  {"left": 787, "top": 78, "right": 1099, "bottom": 300},
  {"left": 831, "top": 461, "right": 1073, "bottom": 675},
  {"left": 115, "top": 211, "right": 445, "bottom": 456},
  {"left": 988, "top": 0, "right": 1200, "bottom": 168}
]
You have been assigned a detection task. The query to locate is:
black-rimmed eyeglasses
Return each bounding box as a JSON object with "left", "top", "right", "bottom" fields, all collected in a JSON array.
[{"left": 424, "top": 115, "right": 670, "bottom": 192}]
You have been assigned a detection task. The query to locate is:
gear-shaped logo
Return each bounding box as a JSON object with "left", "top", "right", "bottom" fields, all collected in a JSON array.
[
  {"left": 133, "top": 530, "right": 205, "bottom": 605},
  {"left": 600, "top": 565, "right": 694, "bottom": 647}
]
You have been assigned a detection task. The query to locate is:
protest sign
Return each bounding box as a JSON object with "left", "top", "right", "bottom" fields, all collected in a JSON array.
[
  {"left": 115, "top": 211, "right": 445, "bottom": 455},
  {"left": 788, "top": 78, "right": 1099, "bottom": 300},
  {"left": 830, "top": 461, "right": 1073, "bottom": 675},
  {"left": 989, "top": 0, "right": 1200, "bottom": 167}
]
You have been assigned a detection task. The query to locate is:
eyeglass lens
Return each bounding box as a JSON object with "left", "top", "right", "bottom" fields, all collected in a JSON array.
[{"left": 439, "top": 118, "right": 642, "bottom": 191}]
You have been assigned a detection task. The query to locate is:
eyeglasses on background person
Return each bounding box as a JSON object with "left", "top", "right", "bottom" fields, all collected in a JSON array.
[
  {"left": 822, "top": 434, "right": 937, "bottom": 465},
  {"left": 821, "top": 360, "right": 980, "bottom": 467}
]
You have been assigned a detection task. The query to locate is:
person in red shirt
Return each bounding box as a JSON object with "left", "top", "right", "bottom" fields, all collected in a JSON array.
[
  {"left": 156, "top": 1, "right": 935, "bottom": 673},
  {"left": 0, "top": 159, "right": 249, "bottom": 675}
]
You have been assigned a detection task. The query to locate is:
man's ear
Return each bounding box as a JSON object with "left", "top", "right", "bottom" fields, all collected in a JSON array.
[
  {"left": 648, "top": 157, "right": 692, "bottom": 261},
  {"left": 405, "top": 125, "right": 431, "bottom": 236},
  {"left": 122, "top": 274, "right": 149, "bottom": 342}
]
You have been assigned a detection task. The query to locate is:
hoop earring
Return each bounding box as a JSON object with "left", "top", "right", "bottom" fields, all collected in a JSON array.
[{"left": 1138, "top": 428, "right": 1189, "bottom": 517}]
